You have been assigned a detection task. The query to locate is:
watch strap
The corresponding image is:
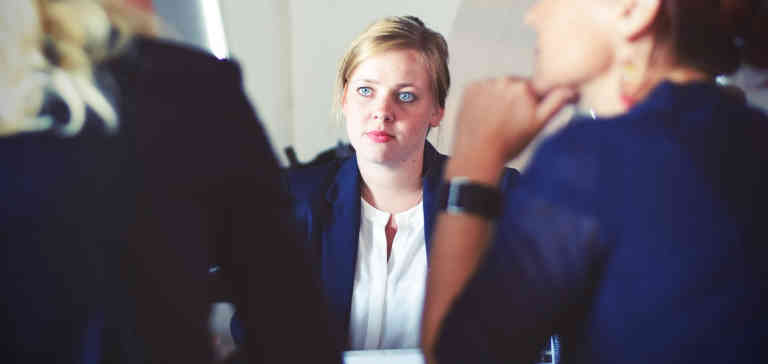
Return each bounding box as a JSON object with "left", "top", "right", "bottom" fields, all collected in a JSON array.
[{"left": 438, "top": 177, "right": 502, "bottom": 219}]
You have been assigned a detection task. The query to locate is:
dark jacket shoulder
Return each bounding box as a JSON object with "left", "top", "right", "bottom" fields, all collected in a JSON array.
[
  {"left": 285, "top": 158, "right": 346, "bottom": 203},
  {"left": 106, "top": 37, "right": 245, "bottom": 101},
  {"left": 128, "top": 37, "right": 237, "bottom": 73}
]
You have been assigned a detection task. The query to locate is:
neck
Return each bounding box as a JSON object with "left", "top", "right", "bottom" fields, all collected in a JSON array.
[
  {"left": 578, "top": 67, "right": 626, "bottom": 118},
  {"left": 358, "top": 150, "right": 424, "bottom": 214},
  {"left": 579, "top": 63, "right": 711, "bottom": 118}
]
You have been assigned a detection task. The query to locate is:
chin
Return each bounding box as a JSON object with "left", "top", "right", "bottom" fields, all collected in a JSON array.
[
  {"left": 355, "top": 144, "right": 393, "bottom": 164},
  {"left": 530, "top": 76, "right": 552, "bottom": 96},
  {"left": 532, "top": 70, "right": 582, "bottom": 96},
  {"left": 530, "top": 74, "right": 565, "bottom": 96},
  {"left": 531, "top": 65, "right": 559, "bottom": 93},
  {"left": 360, "top": 154, "right": 397, "bottom": 166}
]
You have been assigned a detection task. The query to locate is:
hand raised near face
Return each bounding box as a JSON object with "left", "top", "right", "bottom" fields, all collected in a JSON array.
[{"left": 450, "top": 77, "right": 576, "bottom": 179}]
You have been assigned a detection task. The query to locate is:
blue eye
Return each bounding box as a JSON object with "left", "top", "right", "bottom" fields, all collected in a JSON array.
[
  {"left": 357, "top": 87, "right": 372, "bottom": 96},
  {"left": 398, "top": 92, "right": 415, "bottom": 103}
]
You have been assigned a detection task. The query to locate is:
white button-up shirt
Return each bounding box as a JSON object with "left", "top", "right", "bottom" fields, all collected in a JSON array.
[{"left": 348, "top": 198, "right": 427, "bottom": 350}]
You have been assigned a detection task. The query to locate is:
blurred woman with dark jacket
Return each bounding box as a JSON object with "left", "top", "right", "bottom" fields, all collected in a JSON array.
[
  {"left": 1, "top": 1, "right": 338, "bottom": 363},
  {"left": 422, "top": 0, "right": 768, "bottom": 363}
]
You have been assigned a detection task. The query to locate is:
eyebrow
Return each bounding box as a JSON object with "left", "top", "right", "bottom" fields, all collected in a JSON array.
[{"left": 353, "top": 78, "right": 419, "bottom": 88}]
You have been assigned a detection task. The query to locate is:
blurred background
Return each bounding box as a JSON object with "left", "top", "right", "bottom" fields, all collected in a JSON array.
[
  {"left": 133, "top": 0, "right": 767, "bottom": 170},
  {"left": 128, "top": 0, "right": 563, "bottom": 170}
]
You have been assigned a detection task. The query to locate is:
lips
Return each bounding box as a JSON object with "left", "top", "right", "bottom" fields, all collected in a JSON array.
[{"left": 365, "top": 130, "right": 393, "bottom": 143}]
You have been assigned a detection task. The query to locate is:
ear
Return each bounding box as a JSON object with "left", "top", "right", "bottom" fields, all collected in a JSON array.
[
  {"left": 617, "top": 0, "right": 662, "bottom": 40},
  {"left": 429, "top": 106, "right": 444, "bottom": 127}
]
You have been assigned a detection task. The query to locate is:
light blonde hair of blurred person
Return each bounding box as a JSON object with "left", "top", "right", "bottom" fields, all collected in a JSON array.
[
  {"left": 333, "top": 16, "right": 450, "bottom": 123},
  {"left": 0, "top": 0, "right": 157, "bottom": 137}
]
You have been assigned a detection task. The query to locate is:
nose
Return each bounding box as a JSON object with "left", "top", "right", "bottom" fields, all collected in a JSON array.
[
  {"left": 372, "top": 95, "right": 395, "bottom": 122},
  {"left": 373, "top": 110, "right": 393, "bottom": 122}
]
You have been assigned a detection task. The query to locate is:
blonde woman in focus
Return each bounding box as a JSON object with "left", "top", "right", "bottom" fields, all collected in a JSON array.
[{"left": 274, "top": 16, "right": 519, "bottom": 351}]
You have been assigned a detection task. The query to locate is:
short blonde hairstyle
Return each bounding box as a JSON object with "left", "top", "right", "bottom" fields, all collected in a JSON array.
[
  {"left": 333, "top": 16, "right": 450, "bottom": 121},
  {"left": 0, "top": 0, "right": 157, "bottom": 137}
]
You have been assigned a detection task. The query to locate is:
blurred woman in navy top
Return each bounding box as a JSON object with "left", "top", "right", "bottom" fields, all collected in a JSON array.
[
  {"left": 1, "top": 1, "right": 338, "bottom": 363},
  {"left": 422, "top": 1, "right": 768, "bottom": 364}
]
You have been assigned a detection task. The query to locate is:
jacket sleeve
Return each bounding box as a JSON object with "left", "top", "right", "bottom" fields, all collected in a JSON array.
[
  {"left": 499, "top": 166, "right": 521, "bottom": 194},
  {"left": 435, "top": 122, "right": 609, "bottom": 364}
]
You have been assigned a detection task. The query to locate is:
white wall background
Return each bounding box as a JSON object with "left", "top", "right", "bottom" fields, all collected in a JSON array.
[
  {"left": 218, "top": 0, "right": 294, "bottom": 161},
  {"left": 153, "top": 1, "right": 208, "bottom": 50},
  {"left": 157, "top": 0, "right": 768, "bottom": 168},
  {"left": 216, "top": 0, "right": 574, "bottom": 169}
]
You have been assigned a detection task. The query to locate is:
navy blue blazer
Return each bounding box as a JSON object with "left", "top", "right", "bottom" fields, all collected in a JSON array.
[
  {"left": 436, "top": 82, "right": 768, "bottom": 364},
  {"left": 284, "top": 142, "right": 519, "bottom": 348}
]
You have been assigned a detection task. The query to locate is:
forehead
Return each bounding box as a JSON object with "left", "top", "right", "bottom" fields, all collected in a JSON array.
[{"left": 348, "top": 49, "right": 431, "bottom": 88}]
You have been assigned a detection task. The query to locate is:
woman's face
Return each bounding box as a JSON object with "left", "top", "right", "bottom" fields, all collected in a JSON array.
[
  {"left": 342, "top": 49, "right": 443, "bottom": 167},
  {"left": 526, "top": 0, "right": 618, "bottom": 93}
]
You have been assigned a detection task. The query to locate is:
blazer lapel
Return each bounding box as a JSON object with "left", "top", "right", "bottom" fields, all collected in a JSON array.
[
  {"left": 322, "top": 155, "right": 362, "bottom": 338},
  {"left": 320, "top": 143, "right": 447, "bottom": 341},
  {"left": 422, "top": 142, "right": 447, "bottom": 259}
]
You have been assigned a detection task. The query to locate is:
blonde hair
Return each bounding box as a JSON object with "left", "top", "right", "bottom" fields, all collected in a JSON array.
[
  {"left": 0, "top": 0, "right": 157, "bottom": 137},
  {"left": 333, "top": 16, "right": 450, "bottom": 121}
]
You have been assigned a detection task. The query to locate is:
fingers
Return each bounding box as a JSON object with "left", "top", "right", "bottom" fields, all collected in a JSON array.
[
  {"left": 453, "top": 76, "right": 568, "bottom": 162},
  {"left": 535, "top": 87, "right": 577, "bottom": 123}
]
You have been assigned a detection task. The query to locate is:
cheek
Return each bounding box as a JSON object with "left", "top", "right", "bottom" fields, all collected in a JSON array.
[
  {"left": 564, "top": 35, "right": 612, "bottom": 75},
  {"left": 400, "top": 110, "right": 433, "bottom": 139},
  {"left": 344, "top": 113, "right": 362, "bottom": 141},
  {"left": 535, "top": 24, "right": 613, "bottom": 89},
  {"left": 343, "top": 99, "right": 364, "bottom": 122},
  {"left": 342, "top": 103, "right": 360, "bottom": 141},
  {"left": 342, "top": 97, "right": 371, "bottom": 122}
]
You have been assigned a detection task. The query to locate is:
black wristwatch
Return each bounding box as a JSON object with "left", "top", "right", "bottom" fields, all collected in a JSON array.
[{"left": 438, "top": 177, "right": 502, "bottom": 219}]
